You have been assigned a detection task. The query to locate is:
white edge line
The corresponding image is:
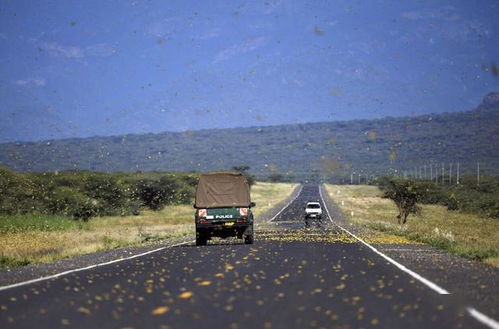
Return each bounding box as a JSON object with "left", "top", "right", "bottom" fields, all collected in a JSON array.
[
  {"left": 467, "top": 308, "right": 499, "bottom": 329},
  {"left": 320, "top": 184, "right": 499, "bottom": 329},
  {"left": 318, "top": 185, "right": 450, "bottom": 295},
  {"left": 268, "top": 185, "right": 303, "bottom": 222},
  {"left": 2, "top": 184, "right": 301, "bottom": 291},
  {"left": 0, "top": 240, "right": 194, "bottom": 292}
]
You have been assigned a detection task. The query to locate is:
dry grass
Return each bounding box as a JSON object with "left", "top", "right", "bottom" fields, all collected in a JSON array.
[
  {"left": 325, "top": 184, "right": 499, "bottom": 266},
  {"left": 0, "top": 182, "right": 296, "bottom": 267},
  {"left": 251, "top": 182, "right": 298, "bottom": 218},
  {"left": 1, "top": 207, "right": 193, "bottom": 265}
]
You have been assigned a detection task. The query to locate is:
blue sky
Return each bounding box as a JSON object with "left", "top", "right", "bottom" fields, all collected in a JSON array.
[{"left": 0, "top": 0, "right": 498, "bottom": 142}]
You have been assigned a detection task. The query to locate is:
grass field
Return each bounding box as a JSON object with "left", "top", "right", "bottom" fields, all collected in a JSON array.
[
  {"left": 251, "top": 182, "right": 298, "bottom": 218},
  {"left": 325, "top": 184, "right": 499, "bottom": 266},
  {"left": 0, "top": 182, "right": 296, "bottom": 268}
]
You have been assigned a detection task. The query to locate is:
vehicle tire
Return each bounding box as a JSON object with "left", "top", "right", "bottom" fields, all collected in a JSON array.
[
  {"left": 244, "top": 233, "right": 253, "bottom": 244},
  {"left": 196, "top": 230, "right": 207, "bottom": 246}
]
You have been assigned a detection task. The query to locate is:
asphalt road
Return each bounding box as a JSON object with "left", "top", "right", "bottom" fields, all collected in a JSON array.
[{"left": 0, "top": 185, "right": 494, "bottom": 329}]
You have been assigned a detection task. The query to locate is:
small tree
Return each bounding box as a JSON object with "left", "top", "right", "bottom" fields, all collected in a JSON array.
[
  {"left": 268, "top": 173, "right": 285, "bottom": 182},
  {"left": 82, "top": 174, "right": 127, "bottom": 215},
  {"left": 131, "top": 177, "right": 179, "bottom": 210},
  {"left": 232, "top": 165, "right": 250, "bottom": 173},
  {"left": 381, "top": 178, "right": 426, "bottom": 224},
  {"left": 232, "top": 165, "right": 255, "bottom": 186}
]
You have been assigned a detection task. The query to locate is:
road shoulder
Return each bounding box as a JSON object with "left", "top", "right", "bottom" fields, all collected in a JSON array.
[
  {"left": 0, "top": 184, "right": 300, "bottom": 287},
  {"left": 320, "top": 184, "right": 499, "bottom": 318},
  {"left": 0, "top": 236, "right": 193, "bottom": 286}
]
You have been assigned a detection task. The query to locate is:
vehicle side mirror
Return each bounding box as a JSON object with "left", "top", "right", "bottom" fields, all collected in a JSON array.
[{"left": 250, "top": 202, "right": 256, "bottom": 208}]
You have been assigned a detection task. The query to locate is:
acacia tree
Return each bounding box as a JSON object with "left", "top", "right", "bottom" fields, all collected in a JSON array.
[
  {"left": 381, "top": 178, "right": 426, "bottom": 224},
  {"left": 232, "top": 165, "right": 255, "bottom": 186},
  {"left": 232, "top": 165, "right": 250, "bottom": 173}
]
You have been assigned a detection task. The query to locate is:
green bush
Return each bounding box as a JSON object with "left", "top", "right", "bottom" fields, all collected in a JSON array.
[
  {"left": 44, "top": 187, "right": 97, "bottom": 220},
  {"left": 267, "top": 173, "right": 298, "bottom": 183},
  {"left": 0, "top": 167, "right": 39, "bottom": 214},
  {"left": 82, "top": 174, "right": 130, "bottom": 216},
  {"left": 131, "top": 177, "right": 179, "bottom": 210},
  {"left": 0, "top": 167, "right": 197, "bottom": 220},
  {"left": 231, "top": 166, "right": 256, "bottom": 187},
  {"left": 377, "top": 176, "right": 499, "bottom": 219},
  {"left": 379, "top": 178, "right": 428, "bottom": 224}
]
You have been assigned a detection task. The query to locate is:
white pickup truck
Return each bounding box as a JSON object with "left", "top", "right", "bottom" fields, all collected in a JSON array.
[{"left": 304, "top": 201, "right": 322, "bottom": 227}]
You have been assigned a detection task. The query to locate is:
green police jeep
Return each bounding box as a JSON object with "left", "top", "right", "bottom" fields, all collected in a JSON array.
[{"left": 194, "top": 172, "right": 255, "bottom": 246}]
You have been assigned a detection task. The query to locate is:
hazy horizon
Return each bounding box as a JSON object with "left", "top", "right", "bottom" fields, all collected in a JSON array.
[{"left": 0, "top": 96, "right": 492, "bottom": 145}]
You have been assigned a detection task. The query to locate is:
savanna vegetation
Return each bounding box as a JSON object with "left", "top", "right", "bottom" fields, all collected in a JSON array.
[
  {"left": 0, "top": 166, "right": 198, "bottom": 220},
  {"left": 326, "top": 184, "right": 499, "bottom": 266},
  {"left": 0, "top": 167, "right": 296, "bottom": 268},
  {"left": 376, "top": 176, "right": 499, "bottom": 220},
  {"left": 378, "top": 178, "right": 423, "bottom": 224}
]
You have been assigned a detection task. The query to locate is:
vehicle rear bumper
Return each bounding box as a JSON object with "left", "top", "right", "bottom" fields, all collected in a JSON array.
[
  {"left": 196, "top": 221, "right": 251, "bottom": 229},
  {"left": 196, "top": 222, "right": 252, "bottom": 239}
]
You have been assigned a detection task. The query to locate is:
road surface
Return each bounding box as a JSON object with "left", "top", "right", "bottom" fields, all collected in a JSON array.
[{"left": 0, "top": 185, "right": 496, "bottom": 329}]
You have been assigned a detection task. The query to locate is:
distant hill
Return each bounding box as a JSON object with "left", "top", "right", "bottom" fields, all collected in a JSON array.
[{"left": 1, "top": 92, "right": 498, "bottom": 182}]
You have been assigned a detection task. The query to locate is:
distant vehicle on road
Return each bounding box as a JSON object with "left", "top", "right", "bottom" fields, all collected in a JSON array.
[
  {"left": 194, "top": 172, "right": 255, "bottom": 246},
  {"left": 304, "top": 201, "right": 322, "bottom": 227}
]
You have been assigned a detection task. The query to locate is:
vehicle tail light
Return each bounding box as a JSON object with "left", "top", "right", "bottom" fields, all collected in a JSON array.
[
  {"left": 237, "top": 218, "right": 246, "bottom": 223},
  {"left": 239, "top": 208, "right": 248, "bottom": 216},
  {"left": 199, "top": 219, "right": 208, "bottom": 224}
]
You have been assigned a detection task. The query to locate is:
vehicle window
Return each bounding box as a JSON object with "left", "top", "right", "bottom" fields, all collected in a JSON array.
[{"left": 307, "top": 204, "right": 321, "bottom": 209}]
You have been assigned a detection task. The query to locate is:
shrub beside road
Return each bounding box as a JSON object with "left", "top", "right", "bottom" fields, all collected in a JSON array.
[
  {"left": 377, "top": 176, "right": 499, "bottom": 219},
  {"left": 326, "top": 184, "right": 499, "bottom": 266},
  {"left": 0, "top": 167, "right": 198, "bottom": 220},
  {"left": 0, "top": 182, "right": 296, "bottom": 268}
]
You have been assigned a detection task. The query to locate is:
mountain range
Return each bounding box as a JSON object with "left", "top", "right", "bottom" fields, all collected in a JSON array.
[{"left": 1, "top": 92, "right": 498, "bottom": 182}]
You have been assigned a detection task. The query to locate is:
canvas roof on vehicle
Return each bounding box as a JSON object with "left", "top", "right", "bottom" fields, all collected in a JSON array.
[{"left": 195, "top": 172, "right": 251, "bottom": 208}]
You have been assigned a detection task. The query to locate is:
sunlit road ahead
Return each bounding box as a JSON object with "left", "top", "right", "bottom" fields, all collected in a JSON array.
[{"left": 0, "top": 186, "right": 490, "bottom": 328}]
